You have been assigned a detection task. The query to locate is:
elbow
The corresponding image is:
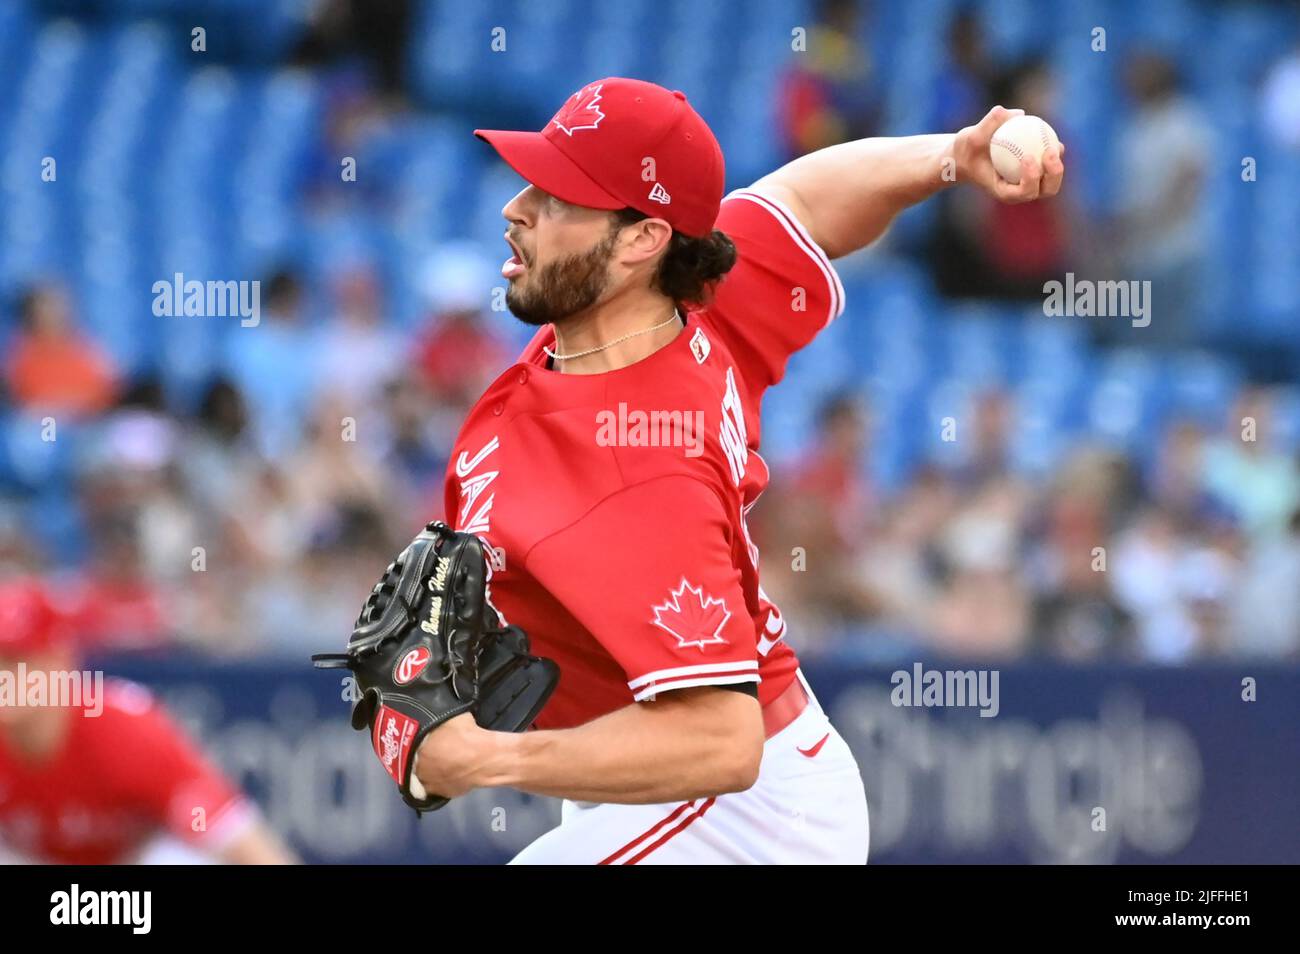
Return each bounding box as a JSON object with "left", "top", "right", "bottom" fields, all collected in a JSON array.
[
  {"left": 727, "top": 749, "right": 762, "bottom": 794},
  {"left": 665, "top": 686, "right": 765, "bottom": 797},
  {"left": 716, "top": 724, "right": 764, "bottom": 794}
]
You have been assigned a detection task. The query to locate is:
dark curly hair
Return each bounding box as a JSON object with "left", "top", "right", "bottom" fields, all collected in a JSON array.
[{"left": 610, "top": 208, "right": 737, "bottom": 308}]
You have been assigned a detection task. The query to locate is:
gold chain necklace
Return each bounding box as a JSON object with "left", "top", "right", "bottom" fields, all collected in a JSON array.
[{"left": 544, "top": 309, "right": 682, "bottom": 362}]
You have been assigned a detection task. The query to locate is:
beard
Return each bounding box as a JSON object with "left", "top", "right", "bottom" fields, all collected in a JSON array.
[{"left": 505, "top": 229, "right": 618, "bottom": 327}]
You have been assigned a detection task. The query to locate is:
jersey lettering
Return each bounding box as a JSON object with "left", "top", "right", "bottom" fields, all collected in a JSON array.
[
  {"left": 456, "top": 436, "right": 500, "bottom": 535},
  {"left": 720, "top": 367, "right": 748, "bottom": 487}
]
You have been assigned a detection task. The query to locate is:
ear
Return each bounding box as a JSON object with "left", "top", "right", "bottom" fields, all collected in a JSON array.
[{"left": 618, "top": 216, "right": 673, "bottom": 264}]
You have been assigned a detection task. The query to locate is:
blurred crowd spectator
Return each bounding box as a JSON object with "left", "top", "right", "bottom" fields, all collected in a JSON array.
[
  {"left": 1107, "top": 52, "right": 1212, "bottom": 346},
  {"left": 5, "top": 286, "right": 118, "bottom": 416},
  {"left": 924, "top": 19, "right": 1073, "bottom": 300},
  {"left": 777, "top": 0, "right": 881, "bottom": 159},
  {"left": 1261, "top": 39, "right": 1300, "bottom": 151}
]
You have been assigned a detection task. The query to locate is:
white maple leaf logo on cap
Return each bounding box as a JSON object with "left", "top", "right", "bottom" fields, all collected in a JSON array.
[
  {"left": 651, "top": 579, "right": 731, "bottom": 651},
  {"left": 551, "top": 83, "right": 605, "bottom": 136}
]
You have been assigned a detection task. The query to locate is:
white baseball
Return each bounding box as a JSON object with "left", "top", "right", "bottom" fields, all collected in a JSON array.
[{"left": 989, "top": 115, "right": 1060, "bottom": 184}]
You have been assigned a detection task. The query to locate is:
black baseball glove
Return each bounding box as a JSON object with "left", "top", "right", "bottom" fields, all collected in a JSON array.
[{"left": 312, "top": 521, "right": 559, "bottom": 814}]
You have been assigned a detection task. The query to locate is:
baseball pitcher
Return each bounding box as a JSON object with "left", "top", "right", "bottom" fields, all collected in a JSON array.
[{"left": 316, "top": 77, "right": 1064, "bottom": 864}]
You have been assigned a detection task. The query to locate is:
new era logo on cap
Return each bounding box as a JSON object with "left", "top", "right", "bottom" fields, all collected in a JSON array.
[{"left": 475, "top": 77, "right": 725, "bottom": 237}]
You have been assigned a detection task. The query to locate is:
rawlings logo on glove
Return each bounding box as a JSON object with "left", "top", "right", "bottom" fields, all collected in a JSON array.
[
  {"left": 375, "top": 707, "right": 419, "bottom": 785},
  {"left": 394, "top": 647, "right": 432, "bottom": 685}
]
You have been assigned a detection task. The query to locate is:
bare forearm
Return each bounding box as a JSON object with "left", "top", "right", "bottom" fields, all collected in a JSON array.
[
  {"left": 753, "top": 107, "right": 1066, "bottom": 260},
  {"left": 482, "top": 689, "right": 763, "bottom": 804},
  {"left": 754, "top": 133, "right": 956, "bottom": 258}
]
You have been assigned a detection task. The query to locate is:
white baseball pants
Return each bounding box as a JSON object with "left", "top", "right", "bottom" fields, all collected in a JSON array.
[{"left": 509, "top": 675, "right": 870, "bottom": 865}]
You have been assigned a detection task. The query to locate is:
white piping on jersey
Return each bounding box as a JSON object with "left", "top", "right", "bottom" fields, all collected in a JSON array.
[
  {"left": 628, "top": 659, "right": 760, "bottom": 691},
  {"left": 632, "top": 672, "right": 762, "bottom": 703},
  {"left": 723, "top": 189, "right": 847, "bottom": 329}
]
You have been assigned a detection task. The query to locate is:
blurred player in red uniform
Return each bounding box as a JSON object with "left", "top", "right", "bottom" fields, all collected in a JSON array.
[{"left": 0, "top": 579, "right": 295, "bottom": 864}]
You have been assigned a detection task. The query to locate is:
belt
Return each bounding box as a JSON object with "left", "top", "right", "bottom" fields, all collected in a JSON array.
[{"left": 762, "top": 675, "right": 810, "bottom": 740}]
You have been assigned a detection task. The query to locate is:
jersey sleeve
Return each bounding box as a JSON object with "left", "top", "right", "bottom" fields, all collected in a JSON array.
[
  {"left": 527, "top": 475, "right": 759, "bottom": 701},
  {"left": 104, "top": 684, "right": 253, "bottom": 850},
  {"left": 700, "top": 189, "right": 846, "bottom": 399}
]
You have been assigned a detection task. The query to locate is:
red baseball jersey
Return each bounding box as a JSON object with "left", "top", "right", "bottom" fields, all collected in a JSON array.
[
  {"left": 442, "top": 190, "right": 844, "bottom": 729},
  {"left": 0, "top": 679, "right": 251, "bottom": 864}
]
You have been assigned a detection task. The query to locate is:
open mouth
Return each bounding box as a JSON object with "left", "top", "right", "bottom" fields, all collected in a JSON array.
[{"left": 502, "top": 234, "right": 527, "bottom": 280}]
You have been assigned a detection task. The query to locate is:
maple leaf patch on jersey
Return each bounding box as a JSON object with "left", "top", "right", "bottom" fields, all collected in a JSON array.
[
  {"left": 651, "top": 579, "right": 732, "bottom": 651},
  {"left": 551, "top": 83, "right": 605, "bottom": 136}
]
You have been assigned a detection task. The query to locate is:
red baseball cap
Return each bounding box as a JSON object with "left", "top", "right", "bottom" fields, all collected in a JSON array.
[
  {"left": 475, "top": 77, "right": 725, "bottom": 238},
  {"left": 0, "top": 579, "right": 71, "bottom": 656}
]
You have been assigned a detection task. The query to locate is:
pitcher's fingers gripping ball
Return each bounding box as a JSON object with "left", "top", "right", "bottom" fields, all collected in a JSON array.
[
  {"left": 989, "top": 113, "right": 1061, "bottom": 184},
  {"left": 955, "top": 105, "right": 1065, "bottom": 203},
  {"left": 313, "top": 522, "right": 559, "bottom": 814}
]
